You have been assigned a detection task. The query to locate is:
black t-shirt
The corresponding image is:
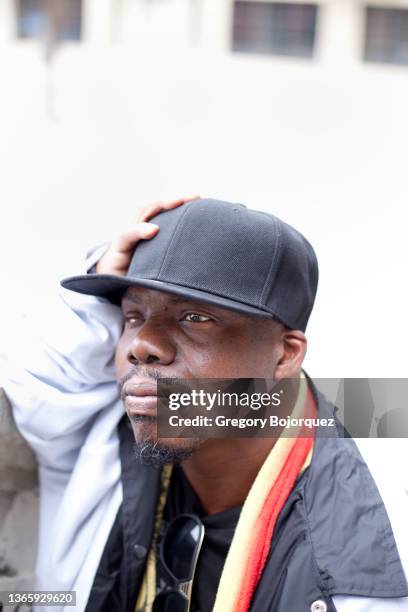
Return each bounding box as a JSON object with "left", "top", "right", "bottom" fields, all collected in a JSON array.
[{"left": 156, "top": 466, "right": 242, "bottom": 612}]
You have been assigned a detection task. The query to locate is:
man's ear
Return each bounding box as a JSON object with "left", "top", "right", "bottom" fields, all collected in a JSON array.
[{"left": 274, "top": 329, "right": 307, "bottom": 380}]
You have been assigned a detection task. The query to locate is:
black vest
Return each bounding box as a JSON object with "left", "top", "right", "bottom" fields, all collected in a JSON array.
[{"left": 85, "top": 384, "right": 408, "bottom": 612}]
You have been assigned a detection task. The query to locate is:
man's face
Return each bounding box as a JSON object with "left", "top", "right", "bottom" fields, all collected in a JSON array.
[{"left": 115, "top": 286, "right": 287, "bottom": 465}]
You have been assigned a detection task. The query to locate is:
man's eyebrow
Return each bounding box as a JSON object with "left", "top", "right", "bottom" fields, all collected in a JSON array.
[{"left": 121, "top": 294, "right": 143, "bottom": 305}]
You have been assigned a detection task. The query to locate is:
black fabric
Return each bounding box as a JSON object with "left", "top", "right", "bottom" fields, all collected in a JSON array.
[
  {"left": 61, "top": 199, "right": 319, "bottom": 331},
  {"left": 85, "top": 382, "right": 408, "bottom": 612},
  {"left": 156, "top": 466, "right": 241, "bottom": 612}
]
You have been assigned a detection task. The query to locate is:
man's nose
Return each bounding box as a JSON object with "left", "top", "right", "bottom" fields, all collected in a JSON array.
[{"left": 126, "top": 320, "right": 176, "bottom": 366}]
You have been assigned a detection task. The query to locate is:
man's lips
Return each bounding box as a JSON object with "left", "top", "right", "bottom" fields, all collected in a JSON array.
[
  {"left": 122, "top": 380, "right": 160, "bottom": 417},
  {"left": 123, "top": 381, "right": 158, "bottom": 397}
]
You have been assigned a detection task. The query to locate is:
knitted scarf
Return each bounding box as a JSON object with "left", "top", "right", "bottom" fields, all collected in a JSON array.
[{"left": 135, "top": 373, "right": 316, "bottom": 612}]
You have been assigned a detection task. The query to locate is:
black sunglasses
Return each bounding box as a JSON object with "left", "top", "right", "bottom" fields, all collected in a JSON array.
[{"left": 152, "top": 513, "right": 205, "bottom": 612}]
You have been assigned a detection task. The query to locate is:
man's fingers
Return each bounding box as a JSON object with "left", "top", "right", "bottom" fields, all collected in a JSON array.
[
  {"left": 97, "top": 197, "right": 201, "bottom": 275},
  {"left": 114, "top": 223, "right": 160, "bottom": 253},
  {"left": 136, "top": 196, "right": 200, "bottom": 223},
  {"left": 122, "top": 196, "right": 201, "bottom": 252}
]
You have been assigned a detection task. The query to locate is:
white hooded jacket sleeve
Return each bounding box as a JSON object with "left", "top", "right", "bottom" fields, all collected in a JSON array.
[
  {"left": 0, "top": 248, "right": 124, "bottom": 612},
  {"left": 3, "top": 288, "right": 122, "bottom": 470}
]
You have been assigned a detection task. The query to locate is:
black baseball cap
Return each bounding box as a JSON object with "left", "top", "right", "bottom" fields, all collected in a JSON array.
[{"left": 61, "top": 199, "right": 318, "bottom": 331}]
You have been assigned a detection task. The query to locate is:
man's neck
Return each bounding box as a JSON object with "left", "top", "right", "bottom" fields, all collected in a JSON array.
[
  {"left": 180, "top": 437, "right": 279, "bottom": 515},
  {"left": 180, "top": 375, "right": 305, "bottom": 515}
]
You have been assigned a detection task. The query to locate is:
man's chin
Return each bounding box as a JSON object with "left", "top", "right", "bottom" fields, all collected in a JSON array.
[
  {"left": 129, "top": 417, "right": 202, "bottom": 466},
  {"left": 132, "top": 438, "right": 202, "bottom": 467}
]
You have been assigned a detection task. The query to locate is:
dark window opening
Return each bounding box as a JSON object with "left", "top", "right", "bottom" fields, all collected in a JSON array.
[
  {"left": 364, "top": 6, "right": 408, "bottom": 66},
  {"left": 17, "top": 0, "right": 82, "bottom": 42},
  {"left": 232, "top": 1, "right": 318, "bottom": 58}
]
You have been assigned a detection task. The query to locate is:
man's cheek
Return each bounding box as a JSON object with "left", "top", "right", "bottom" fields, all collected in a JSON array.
[{"left": 114, "top": 338, "right": 128, "bottom": 379}]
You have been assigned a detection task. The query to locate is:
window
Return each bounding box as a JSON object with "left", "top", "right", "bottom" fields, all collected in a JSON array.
[
  {"left": 364, "top": 6, "right": 408, "bottom": 66},
  {"left": 232, "top": 1, "right": 318, "bottom": 58},
  {"left": 17, "top": 0, "right": 82, "bottom": 42}
]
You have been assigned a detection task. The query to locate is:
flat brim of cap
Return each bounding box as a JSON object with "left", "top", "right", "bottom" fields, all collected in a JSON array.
[{"left": 61, "top": 274, "right": 276, "bottom": 320}]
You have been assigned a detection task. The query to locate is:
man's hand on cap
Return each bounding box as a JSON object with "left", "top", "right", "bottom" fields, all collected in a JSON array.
[{"left": 96, "top": 197, "right": 199, "bottom": 276}]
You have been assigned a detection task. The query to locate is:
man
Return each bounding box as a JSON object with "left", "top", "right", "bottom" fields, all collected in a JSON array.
[{"left": 2, "top": 198, "right": 408, "bottom": 612}]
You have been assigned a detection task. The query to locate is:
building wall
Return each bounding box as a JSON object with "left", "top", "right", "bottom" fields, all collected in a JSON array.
[{"left": 0, "top": 389, "right": 38, "bottom": 599}]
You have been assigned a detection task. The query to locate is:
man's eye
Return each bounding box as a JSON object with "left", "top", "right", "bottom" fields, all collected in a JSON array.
[
  {"left": 182, "top": 313, "right": 212, "bottom": 323},
  {"left": 125, "top": 316, "right": 142, "bottom": 327}
]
